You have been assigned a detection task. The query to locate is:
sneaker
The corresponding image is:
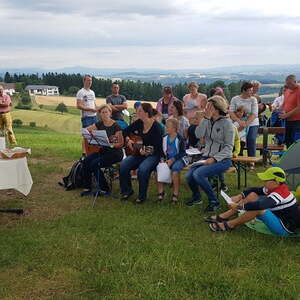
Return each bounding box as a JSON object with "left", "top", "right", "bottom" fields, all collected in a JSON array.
[
  {"left": 204, "top": 204, "right": 221, "bottom": 212},
  {"left": 185, "top": 199, "right": 202, "bottom": 206},
  {"left": 220, "top": 184, "right": 228, "bottom": 192}
]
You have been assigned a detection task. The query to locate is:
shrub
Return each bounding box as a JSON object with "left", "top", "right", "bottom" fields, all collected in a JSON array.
[
  {"left": 29, "top": 122, "right": 36, "bottom": 127},
  {"left": 13, "top": 119, "right": 23, "bottom": 127}
]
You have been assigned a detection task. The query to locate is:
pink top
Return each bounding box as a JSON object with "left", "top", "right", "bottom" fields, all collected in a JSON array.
[
  {"left": 0, "top": 94, "right": 11, "bottom": 113},
  {"left": 183, "top": 93, "right": 207, "bottom": 119}
]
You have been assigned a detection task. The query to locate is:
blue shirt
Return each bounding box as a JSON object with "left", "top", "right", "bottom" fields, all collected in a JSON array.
[{"left": 166, "top": 135, "right": 178, "bottom": 160}]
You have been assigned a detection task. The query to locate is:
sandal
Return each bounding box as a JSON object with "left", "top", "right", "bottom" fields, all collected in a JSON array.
[
  {"left": 121, "top": 191, "right": 133, "bottom": 201},
  {"left": 135, "top": 198, "right": 145, "bottom": 204},
  {"left": 204, "top": 215, "right": 229, "bottom": 223},
  {"left": 209, "top": 221, "right": 233, "bottom": 232},
  {"left": 170, "top": 194, "right": 179, "bottom": 204},
  {"left": 157, "top": 192, "right": 165, "bottom": 202}
]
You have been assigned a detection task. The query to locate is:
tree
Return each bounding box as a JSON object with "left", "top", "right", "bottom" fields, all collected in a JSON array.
[{"left": 55, "top": 102, "right": 68, "bottom": 114}]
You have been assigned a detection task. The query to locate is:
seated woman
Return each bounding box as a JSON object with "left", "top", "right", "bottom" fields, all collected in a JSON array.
[
  {"left": 157, "top": 118, "right": 186, "bottom": 203},
  {"left": 169, "top": 100, "right": 190, "bottom": 140},
  {"left": 120, "top": 103, "right": 163, "bottom": 204},
  {"left": 80, "top": 104, "right": 124, "bottom": 196},
  {"left": 185, "top": 96, "right": 234, "bottom": 211},
  {"left": 207, "top": 167, "right": 300, "bottom": 236}
]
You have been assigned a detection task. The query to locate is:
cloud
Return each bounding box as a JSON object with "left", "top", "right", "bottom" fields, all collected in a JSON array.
[{"left": 0, "top": 0, "right": 300, "bottom": 69}]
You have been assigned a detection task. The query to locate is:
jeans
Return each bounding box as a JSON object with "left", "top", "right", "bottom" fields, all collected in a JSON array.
[
  {"left": 81, "top": 116, "right": 98, "bottom": 128},
  {"left": 246, "top": 126, "right": 258, "bottom": 157},
  {"left": 120, "top": 154, "right": 160, "bottom": 200},
  {"left": 285, "top": 120, "right": 300, "bottom": 148},
  {"left": 82, "top": 151, "right": 123, "bottom": 191},
  {"left": 185, "top": 158, "right": 232, "bottom": 205},
  {"left": 170, "top": 158, "right": 185, "bottom": 173}
]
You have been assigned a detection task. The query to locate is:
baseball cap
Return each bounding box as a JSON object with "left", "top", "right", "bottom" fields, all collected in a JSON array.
[
  {"left": 208, "top": 95, "right": 228, "bottom": 114},
  {"left": 134, "top": 101, "right": 142, "bottom": 109},
  {"left": 257, "top": 167, "right": 286, "bottom": 183}
]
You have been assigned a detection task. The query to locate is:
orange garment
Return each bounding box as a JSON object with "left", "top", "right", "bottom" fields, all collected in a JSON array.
[{"left": 283, "top": 86, "right": 300, "bottom": 121}]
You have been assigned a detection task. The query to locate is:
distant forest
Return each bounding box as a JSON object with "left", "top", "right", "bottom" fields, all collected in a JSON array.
[{"left": 2, "top": 72, "right": 281, "bottom": 101}]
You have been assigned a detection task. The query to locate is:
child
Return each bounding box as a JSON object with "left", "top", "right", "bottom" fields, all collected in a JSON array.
[
  {"left": 157, "top": 118, "right": 186, "bottom": 203},
  {"left": 206, "top": 167, "right": 300, "bottom": 236},
  {"left": 232, "top": 105, "right": 248, "bottom": 156},
  {"left": 152, "top": 109, "right": 166, "bottom": 135},
  {"left": 187, "top": 110, "right": 204, "bottom": 147}
]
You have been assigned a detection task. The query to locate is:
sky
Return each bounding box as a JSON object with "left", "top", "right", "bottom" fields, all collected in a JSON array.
[{"left": 1, "top": 0, "right": 300, "bottom": 70}]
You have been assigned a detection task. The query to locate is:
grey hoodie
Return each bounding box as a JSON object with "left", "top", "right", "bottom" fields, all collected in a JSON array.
[{"left": 195, "top": 117, "right": 234, "bottom": 162}]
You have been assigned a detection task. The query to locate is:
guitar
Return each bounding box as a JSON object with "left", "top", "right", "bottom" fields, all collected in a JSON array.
[{"left": 125, "top": 134, "right": 143, "bottom": 156}]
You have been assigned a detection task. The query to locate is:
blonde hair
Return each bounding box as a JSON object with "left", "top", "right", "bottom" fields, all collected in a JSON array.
[
  {"left": 194, "top": 110, "right": 204, "bottom": 119},
  {"left": 236, "top": 105, "right": 245, "bottom": 112},
  {"left": 188, "top": 81, "right": 199, "bottom": 89},
  {"left": 166, "top": 117, "right": 179, "bottom": 130},
  {"left": 98, "top": 104, "right": 112, "bottom": 114}
]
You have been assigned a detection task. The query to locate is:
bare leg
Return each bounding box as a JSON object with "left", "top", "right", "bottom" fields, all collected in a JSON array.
[
  {"left": 220, "top": 210, "right": 264, "bottom": 230},
  {"left": 213, "top": 192, "right": 260, "bottom": 220},
  {"left": 172, "top": 172, "right": 180, "bottom": 196},
  {"left": 157, "top": 182, "right": 164, "bottom": 194}
]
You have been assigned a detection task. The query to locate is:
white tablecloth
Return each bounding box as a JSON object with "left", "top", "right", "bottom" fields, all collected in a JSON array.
[{"left": 0, "top": 157, "right": 33, "bottom": 196}]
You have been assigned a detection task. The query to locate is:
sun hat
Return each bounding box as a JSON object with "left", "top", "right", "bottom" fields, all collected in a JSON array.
[{"left": 257, "top": 167, "right": 286, "bottom": 183}]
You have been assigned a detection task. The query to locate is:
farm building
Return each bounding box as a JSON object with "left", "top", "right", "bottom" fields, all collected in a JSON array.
[
  {"left": 25, "top": 85, "right": 59, "bottom": 96},
  {"left": 0, "top": 82, "right": 16, "bottom": 95}
]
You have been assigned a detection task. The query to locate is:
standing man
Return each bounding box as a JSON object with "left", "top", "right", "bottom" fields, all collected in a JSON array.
[
  {"left": 106, "top": 82, "right": 128, "bottom": 129},
  {"left": 76, "top": 75, "right": 97, "bottom": 128},
  {"left": 0, "top": 85, "right": 17, "bottom": 145},
  {"left": 76, "top": 75, "right": 97, "bottom": 155},
  {"left": 279, "top": 74, "right": 300, "bottom": 147}
]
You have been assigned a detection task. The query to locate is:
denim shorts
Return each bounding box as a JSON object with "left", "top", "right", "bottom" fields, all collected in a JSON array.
[
  {"left": 81, "top": 116, "right": 98, "bottom": 128},
  {"left": 170, "top": 158, "right": 186, "bottom": 173}
]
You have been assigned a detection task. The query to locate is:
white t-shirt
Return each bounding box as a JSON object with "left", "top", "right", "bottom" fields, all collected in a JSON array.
[
  {"left": 272, "top": 95, "right": 284, "bottom": 110},
  {"left": 229, "top": 95, "right": 259, "bottom": 127},
  {"left": 76, "top": 88, "right": 96, "bottom": 117}
]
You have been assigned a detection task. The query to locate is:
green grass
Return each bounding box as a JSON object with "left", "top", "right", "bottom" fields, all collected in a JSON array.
[
  {"left": 0, "top": 127, "right": 299, "bottom": 300},
  {"left": 12, "top": 109, "right": 81, "bottom": 134}
]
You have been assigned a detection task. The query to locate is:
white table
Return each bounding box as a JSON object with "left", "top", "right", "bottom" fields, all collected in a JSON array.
[{"left": 0, "top": 157, "right": 33, "bottom": 196}]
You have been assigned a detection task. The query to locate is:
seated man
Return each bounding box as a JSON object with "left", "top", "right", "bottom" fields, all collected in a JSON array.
[
  {"left": 207, "top": 167, "right": 300, "bottom": 236},
  {"left": 185, "top": 96, "right": 234, "bottom": 211}
]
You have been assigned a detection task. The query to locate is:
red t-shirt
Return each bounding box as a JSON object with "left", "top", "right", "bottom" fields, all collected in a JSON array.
[
  {"left": 283, "top": 86, "right": 300, "bottom": 121},
  {"left": 0, "top": 94, "right": 11, "bottom": 113}
]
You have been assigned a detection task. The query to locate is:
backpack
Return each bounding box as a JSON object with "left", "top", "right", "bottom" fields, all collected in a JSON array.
[{"left": 59, "top": 158, "right": 85, "bottom": 190}]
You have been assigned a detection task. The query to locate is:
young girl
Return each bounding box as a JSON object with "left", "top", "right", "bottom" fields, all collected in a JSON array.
[{"left": 157, "top": 118, "right": 186, "bottom": 203}]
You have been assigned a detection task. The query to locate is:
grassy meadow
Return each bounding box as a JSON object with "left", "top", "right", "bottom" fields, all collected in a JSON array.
[{"left": 0, "top": 104, "right": 299, "bottom": 299}]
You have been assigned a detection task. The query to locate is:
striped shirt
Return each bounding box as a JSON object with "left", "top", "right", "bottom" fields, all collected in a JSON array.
[{"left": 243, "top": 184, "right": 300, "bottom": 232}]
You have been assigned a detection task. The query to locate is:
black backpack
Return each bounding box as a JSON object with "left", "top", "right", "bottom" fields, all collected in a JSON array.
[{"left": 59, "top": 158, "right": 85, "bottom": 190}]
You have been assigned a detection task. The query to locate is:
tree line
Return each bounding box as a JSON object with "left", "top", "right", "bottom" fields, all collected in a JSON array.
[{"left": 2, "top": 71, "right": 243, "bottom": 101}]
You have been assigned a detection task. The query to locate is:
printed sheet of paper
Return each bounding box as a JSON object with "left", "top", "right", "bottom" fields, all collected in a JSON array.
[
  {"left": 190, "top": 159, "right": 206, "bottom": 167},
  {"left": 81, "top": 128, "right": 111, "bottom": 147},
  {"left": 221, "top": 190, "right": 233, "bottom": 204},
  {"left": 186, "top": 148, "right": 202, "bottom": 156}
]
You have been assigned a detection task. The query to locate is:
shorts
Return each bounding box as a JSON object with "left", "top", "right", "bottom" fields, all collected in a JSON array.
[
  {"left": 81, "top": 116, "right": 98, "bottom": 128},
  {"left": 257, "top": 210, "right": 292, "bottom": 236},
  {"left": 170, "top": 158, "right": 185, "bottom": 173}
]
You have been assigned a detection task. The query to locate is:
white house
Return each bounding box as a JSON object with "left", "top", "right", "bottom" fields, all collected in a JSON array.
[
  {"left": 25, "top": 85, "right": 59, "bottom": 96},
  {"left": 0, "top": 82, "right": 16, "bottom": 95}
]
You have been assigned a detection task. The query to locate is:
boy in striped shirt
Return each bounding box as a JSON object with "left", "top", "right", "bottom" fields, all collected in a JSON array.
[{"left": 206, "top": 167, "right": 300, "bottom": 236}]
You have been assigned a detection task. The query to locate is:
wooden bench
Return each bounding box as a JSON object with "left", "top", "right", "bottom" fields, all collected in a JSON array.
[
  {"left": 258, "top": 127, "right": 285, "bottom": 165},
  {"left": 232, "top": 156, "right": 262, "bottom": 189}
]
